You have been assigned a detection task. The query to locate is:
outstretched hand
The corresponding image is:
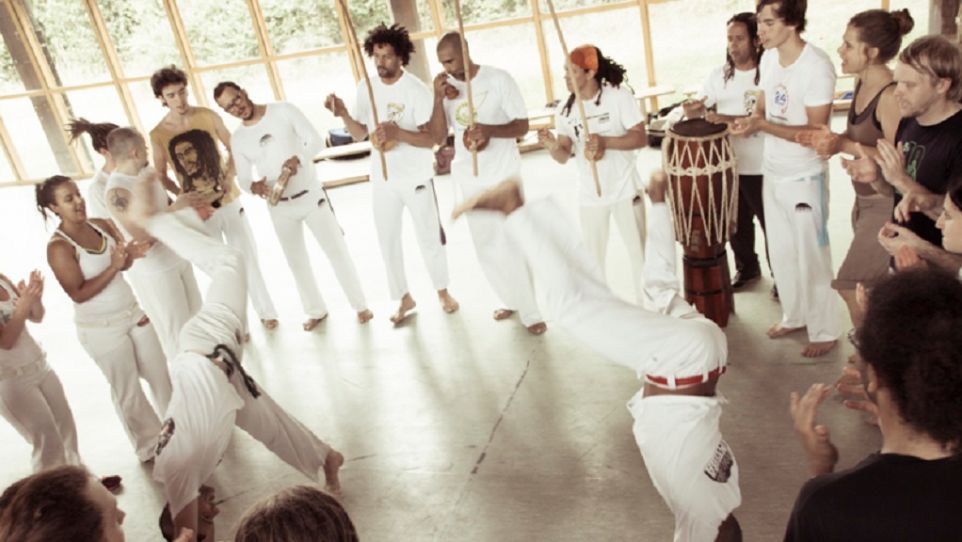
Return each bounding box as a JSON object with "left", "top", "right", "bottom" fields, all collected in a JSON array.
[
  {"left": 794, "top": 125, "right": 840, "bottom": 158},
  {"left": 835, "top": 365, "right": 879, "bottom": 424},
  {"left": 840, "top": 143, "right": 879, "bottom": 184},
  {"left": 14, "top": 270, "right": 43, "bottom": 315},
  {"left": 789, "top": 383, "right": 839, "bottom": 477}
]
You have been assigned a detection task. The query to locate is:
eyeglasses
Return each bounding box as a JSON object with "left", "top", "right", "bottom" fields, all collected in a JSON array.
[{"left": 847, "top": 328, "right": 861, "bottom": 351}]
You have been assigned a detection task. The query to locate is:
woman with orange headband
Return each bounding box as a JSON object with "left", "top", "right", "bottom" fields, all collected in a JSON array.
[{"left": 538, "top": 45, "right": 649, "bottom": 302}]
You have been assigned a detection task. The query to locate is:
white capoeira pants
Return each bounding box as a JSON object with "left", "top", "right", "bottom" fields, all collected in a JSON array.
[
  {"left": 148, "top": 209, "right": 333, "bottom": 517},
  {"left": 75, "top": 306, "right": 171, "bottom": 461},
  {"left": 372, "top": 179, "right": 449, "bottom": 300},
  {"left": 579, "top": 195, "right": 647, "bottom": 303},
  {"left": 460, "top": 181, "right": 542, "bottom": 326},
  {"left": 503, "top": 198, "right": 739, "bottom": 542},
  {"left": 128, "top": 261, "right": 202, "bottom": 359},
  {"left": 204, "top": 198, "right": 278, "bottom": 321},
  {"left": 268, "top": 188, "right": 368, "bottom": 317},
  {"left": 0, "top": 360, "right": 81, "bottom": 472},
  {"left": 762, "top": 171, "right": 840, "bottom": 342}
]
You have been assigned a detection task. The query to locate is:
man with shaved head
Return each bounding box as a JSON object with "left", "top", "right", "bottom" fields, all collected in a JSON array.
[
  {"left": 427, "top": 32, "right": 547, "bottom": 335},
  {"left": 104, "top": 126, "right": 202, "bottom": 357}
]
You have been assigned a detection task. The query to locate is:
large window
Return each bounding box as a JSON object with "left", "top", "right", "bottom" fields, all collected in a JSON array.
[{"left": 0, "top": 0, "right": 941, "bottom": 186}]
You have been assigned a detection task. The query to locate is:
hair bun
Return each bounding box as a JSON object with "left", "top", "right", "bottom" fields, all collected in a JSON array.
[{"left": 891, "top": 8, "right": 914, "bottom": 36}]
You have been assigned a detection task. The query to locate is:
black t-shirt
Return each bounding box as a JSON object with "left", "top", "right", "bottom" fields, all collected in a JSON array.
[
  {"left": 894, "top": 109, "right": 962, "bottom": 246},
  {"left": 784, "top": 453, "right": 962, "bottom": 542}
]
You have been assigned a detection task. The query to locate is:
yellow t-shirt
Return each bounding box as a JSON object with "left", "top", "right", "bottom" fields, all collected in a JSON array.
[{"left": 150, "top": 107, "right": 240, "bottom": 203}]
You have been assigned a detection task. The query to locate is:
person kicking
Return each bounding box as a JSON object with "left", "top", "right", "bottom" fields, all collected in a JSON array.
[
  {"left": 126, "top": 183, "right": 343, "bottom": 539},
  {"left": 453, "top": 175, "right": 742, "bottom": 542}
]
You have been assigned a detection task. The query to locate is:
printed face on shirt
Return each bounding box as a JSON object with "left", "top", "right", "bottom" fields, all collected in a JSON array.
[
  {"left": 727, "top": 21, "right": 756, "bottom": 66},
  {"left": 893, "top": 61, "right": 947, "bottom": 119},
  {"left": 938, "top": 193, "right": 962, "bottom": 254},
  {"left": 174, "top": 140, "right": 200, "bottom": 176},
  {"left": 756, "top": 4, "right": 795, "bottom": 50},
  {"left": 372, "top": 43, "right": 403, "bottom": 80}
]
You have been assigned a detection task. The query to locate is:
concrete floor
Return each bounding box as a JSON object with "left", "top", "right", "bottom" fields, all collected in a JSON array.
[{"left": 0, "top": 115, "right": 880, "bottom": 541}]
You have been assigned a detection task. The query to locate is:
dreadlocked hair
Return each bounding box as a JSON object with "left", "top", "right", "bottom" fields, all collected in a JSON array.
[
  {"left": 724, "top": 12, "right": 762, "bottom": 85},
  {"left": 363, "top": 23, "right": 415, "bottom": 66},
  {"left": 67, "top": 118, "right": 119, "bottom": 153},
  {"left": 35, "top": 175, "right": 72, "bottom": 223},
  {"left": 562, "top": 47, "right": 629, "bottom": 117}
]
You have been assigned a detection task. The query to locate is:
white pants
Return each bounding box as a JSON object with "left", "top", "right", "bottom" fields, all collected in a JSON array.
[
  {"left": 128, "top": 261, "right": 202, "bottom": 359},
  {"left": 503, "top": 198, "right": 738, "bottom": 540},
  {"left": 205, "top": 198, "right": 278, "bottom": 320},
  {"left": 76, "top": 306, "right": 172, "bottom": 461},
  {"left": 579, "top": 195, "right": 647, "bottom": 303},
  {"left": 0, "top": 360, "right": 82, "bottom": 472},
  {"left": 148, "top": 209, "right": 333, "bottom": 516},
  {"left": 763, "top": 171, "right": 840, "bottom": 342},
  {"left": 372, "top": 179, "right": 449, "bottom": 300},
  {"left": 268, "top": 189, "right": 368, "bottom": 316},
  {"left": 460, "top": 181, "right": 542, "bottom": 326}
]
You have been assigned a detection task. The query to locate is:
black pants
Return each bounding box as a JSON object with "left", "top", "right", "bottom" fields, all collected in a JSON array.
[{"left": 730, "top": 174, "right": 770, "bottom": 275}]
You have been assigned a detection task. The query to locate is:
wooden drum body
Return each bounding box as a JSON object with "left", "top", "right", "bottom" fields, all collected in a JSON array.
[{"left": 661, "top": 119, "right": 739, "bottom": 327}]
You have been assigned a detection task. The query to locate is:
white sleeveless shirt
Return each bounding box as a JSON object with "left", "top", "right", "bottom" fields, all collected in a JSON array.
[
  {"left": 105, "top": 170, "right": 184, "bottom": 273},
  {"left": 0, "top": 277, "right": 45, "bottom": 371},
  {"left": 53, "top": 222, "right": 138, "bottom": 322}
]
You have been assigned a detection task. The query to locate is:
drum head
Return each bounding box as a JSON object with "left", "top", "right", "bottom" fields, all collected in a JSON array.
[{"left": 670, "top": 118, "right": 727, "bottom": 138}]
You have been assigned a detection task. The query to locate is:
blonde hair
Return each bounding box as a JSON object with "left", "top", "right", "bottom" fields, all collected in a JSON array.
[{"left": 899, "top": 35, "right": 962, "bottom": 101}]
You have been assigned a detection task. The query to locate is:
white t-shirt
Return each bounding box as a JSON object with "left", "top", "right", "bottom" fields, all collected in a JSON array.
[
  {"left": 105, "top": 170, "right": 184, "bottom": 273},
  {"left": 700, "top": 66, "right": 764, "bottom": 175},
  {"left": 152, "top": 352, "right": 245, "bottom": 517},
  {"left": 443, "top": 65, "right": 527, "bottom": 185},
  {"left": 232, "top": 102, "right": 325, "bottom": 196},
  {"left": 759, "top": 44, "right": 836, "bottom": 177},
  {"left": 86, "top": 169, "right": 110, "bottom": 219},
  {"left": 354, "top": 71, "right": 435, "bottom": 184},
  {"left": 554, "top": 84, "right": 644, "bottom": 206}
]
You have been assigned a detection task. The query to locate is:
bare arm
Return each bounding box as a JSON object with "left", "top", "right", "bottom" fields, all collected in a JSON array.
[
  {"left": 427, "top": 72, "right": 452, "bottom": 146},
  {"left": 478, "top": 118, "right": 528, "bottom": 139},
  {"left": 212, "top": 113, "right": 236, "bottom": 189},
  {"left": 0, "top": 273, "right": 44, "bottom": 348},
  {"left": 106, "top": 187, "right": 151, "bottom": 241},
  {"left": 152, "top": 142, "right": 182, "bottom": 196},
  {"left": 599, "top": 122, "right": 648, "bottom": 151},
  {"left": 538, "top": 129, "right": 573, "bottom": 164},
  {"left": 47, "top": 239, "right": 125, "bottom": 304},
  {"left": 324, "top": 93, "right": 368, "bottom": 142}
]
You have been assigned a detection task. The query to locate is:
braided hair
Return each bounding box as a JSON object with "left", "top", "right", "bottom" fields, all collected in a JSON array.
[{"left": 724, "top": 12, "right": 762, "bottom": 85}]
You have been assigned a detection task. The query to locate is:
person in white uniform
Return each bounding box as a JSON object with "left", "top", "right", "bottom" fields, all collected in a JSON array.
[
  {"left": 427, "top": 32, "right": 547, "bottom": 335},
  {"left": 730, "top": 0, "right": 839, "bottom": 357},
  {"left": 104, "top": 127, "right": 203, "bottom": 359},
  {"left": 539, "top": 44, "right": 648, "bottom": 302},
  {"left": 684, "top": 12, "right": 770, "bottom": 291},
  {"left": 454, "top": 174, "right": 741, "bottom": 542},
  {"left": 0, "top": 269, "right": 82, "bottom": 473},
  {"left": 125, "top": 191, "right": 343, "bottom": 540},
  {"left": 39, "top": 175, "right": 172, "bottom": 462},
  {"left": 325, "top": 23, "right": 459, "bottom": 324},
  {"left": 68, "top": 118, "right": 120, "bottom": 220},
  {"left": 214, "top": 82, "right": 374, "bottom": 329}
]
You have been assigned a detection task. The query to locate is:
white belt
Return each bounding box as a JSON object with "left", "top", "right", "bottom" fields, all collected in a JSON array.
[
  {"left": 0, "top": 356, "right": 47, "bottom": 381},
  {"left": 75, "top": 304, "right": 143, "bottom": 329}
]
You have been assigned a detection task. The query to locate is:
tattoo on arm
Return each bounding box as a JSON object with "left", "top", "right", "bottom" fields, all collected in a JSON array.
[{"left": 110, "top": 193, "right": 129, "bottom": 212}]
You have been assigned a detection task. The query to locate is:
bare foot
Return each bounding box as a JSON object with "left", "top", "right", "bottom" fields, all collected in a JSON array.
[
  {"left": 390, "top": 294, "right": 417, "bottom": 325},
  {"left": 802, "top": 340, "right": 837, "bottom": 358},
  {"left": 438, "top": 289, "right": 459, "bottom": 313},
  {"left": 261, "top": 318, "right": 278, "bottom": 330},
  {"left": 303, "top": 314, "right": 328, "bottom": 331},
  {"left": 452, "top": 179, "right": 524, "bottom": 219},
  {"left": 322, "top": 449, "right": 344, "bottom": 496},
  {"left": 493, "top": 308, "right": 515, "bottom": 321},
  {"left": 526, "top": 322, "right": 547, "bottom": 335},
  {"left": 357, "top": 309, "right": 374, "bottom": 324},
  {"left": 647, "top": 170, "right": 668, "bottom": 203},
  {"left": 767, "top": 323, "right": 805, "bottom": 338}
]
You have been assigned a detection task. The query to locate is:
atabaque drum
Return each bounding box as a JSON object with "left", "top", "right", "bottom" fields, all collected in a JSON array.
[{"left": 661, "top": 118, "right": 739, "bottom": 326}]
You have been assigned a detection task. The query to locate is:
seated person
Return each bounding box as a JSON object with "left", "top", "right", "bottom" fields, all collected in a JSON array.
[
  {"left": 786, "top": 268, "right": 962, "bottom": 541},
  {"left": 233, "top": 485, "right": 358, "bottom": 542}
]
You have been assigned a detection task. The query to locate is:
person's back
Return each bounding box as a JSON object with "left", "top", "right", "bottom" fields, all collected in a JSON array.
[{"left": 786, "top": 453, "right": 962, "bottom": 541}]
